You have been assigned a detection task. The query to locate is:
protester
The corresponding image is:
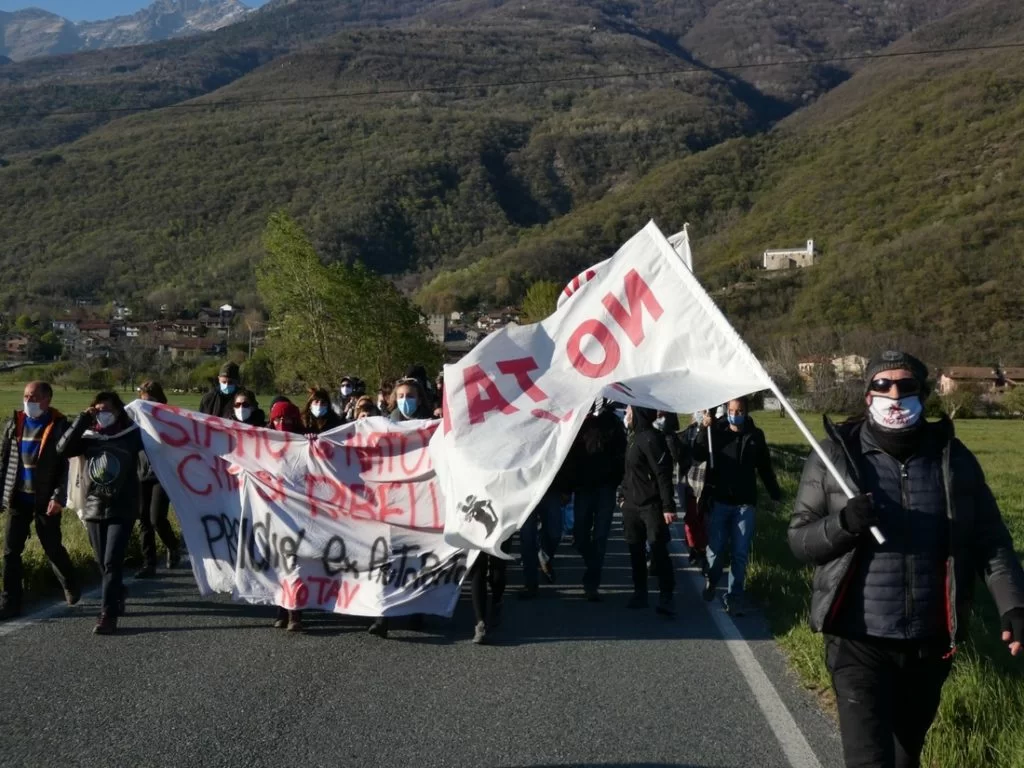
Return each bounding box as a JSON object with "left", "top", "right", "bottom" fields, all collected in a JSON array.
[
  {"left": 789, "top": 350, "right": 1024, "bottom": 768},
  {"left": 352, "top": 396, "right": 379, "bottom": 420},
  {"left": 470, "top": 548, "right": 507, "bottom": 644},
  {"left": 404, "top": 364, "right": 432, "bottom": 405},
  {"left": 199, "top": 361, "right": 241, "bottom": 419},
  {"left": 621, "top": 405, "right": 676, "bottom": 615},
  {"left": 388, "top": 377, "right": 433, "bottom": 422},
  {"left": 376, "top": 383, "right": 393, "bottom": 415},
  {"left": 334, "top": 376, "right": 356, "bottom": 420},
  {"left": 268, "top": 398, "right": 304, "bottom": 632},
  {"left": 694, "top": 397, "right": 781, "bottom": 615},
  {"left": 57, "top": 392, "right": 143, "bottom": 635},
  {"left": 232, "top": 389, "right": 266, "bottom": 428},
  {"left": 134, "top": 381, "right": 180, "bottom": 578},
  {"left": 679, "top": 411, "right": 709, "bottom": 568},
  {"left": 302, "top": 387, "right": 343, "bottom": 434},
  {"left": 567, "top": 398, "right": 627, "bottom": 602},
  {"left": 0, "top": 381, "right": 79, "bottom": 619}
]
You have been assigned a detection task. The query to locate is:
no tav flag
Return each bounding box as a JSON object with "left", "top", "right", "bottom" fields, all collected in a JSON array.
[{"left": 431, "top": 221, "right": 774, "bottom": 556}]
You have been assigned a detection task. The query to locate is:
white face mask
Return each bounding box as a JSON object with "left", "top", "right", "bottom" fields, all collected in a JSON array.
[
  {"left": 311, "top": 403, "right": 328, "bottom": 418},
  {"left": 234, "top": 406, "right": 253, "bottom": 423},
  {"left": 340, "top": 386, "right": 353, "bottom": 398},
  {"left": 653, "top": 416, "right": 666, "bottom": 431},
  {"left": 624, "top": 408, "right": 633, "bottom": 429},
  {"left": 23, "top": 400, "right": 44, "bottom": 419},
  {"left": 95, "top": 411, "right": 117, "bottom": 429},
  {"left": 868, "top": 395, "right": 923, "bottom": 430}
]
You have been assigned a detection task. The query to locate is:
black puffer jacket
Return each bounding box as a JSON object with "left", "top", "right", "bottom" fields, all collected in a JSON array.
[
  {"left": 789, "top": 415, "right": 1024, "bottom": 651},
  {"left": 57, "top": 413, "right": 144, "bottom": 523},
  {"left": 568, "top": 408, "right": 627, "bottom": 490},
  {"left": 693, "top": 416, "right": 781, "bottom": 505},
  {"left": 0, "top": 409, "right": 70, "bottom": 514},
  {"left": 622, "top": 407, "right": 676, "bottom": 514}
]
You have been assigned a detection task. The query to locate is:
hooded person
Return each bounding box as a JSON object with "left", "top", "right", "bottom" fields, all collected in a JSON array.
[
  {"left": 789, "top": 350, "right": 1024, "bottom": 768},
  {"left": 266, "top": 398, "right": 304, "bottom": 632},
  {"left": 199, "top": 361, "right": 241, "bottom": 419},
  {"left": 621, "top": 405, "right": 677, "bottom": 616},
  {"left": 566, "top": 398, "right": 627, "bottom": 601}
]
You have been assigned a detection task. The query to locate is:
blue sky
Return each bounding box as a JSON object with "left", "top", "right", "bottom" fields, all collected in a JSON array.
[{"left": 0, "top": 1, "right": 270, "bottom": 22}]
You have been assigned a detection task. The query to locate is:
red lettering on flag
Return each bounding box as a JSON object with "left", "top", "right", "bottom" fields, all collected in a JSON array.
[
  {"left": 602, "top": 269, "right": 664, "bottom": 347},
  {"left": 463, "top": 364, "right": 518, "bottom": 424},
  {"left": 497, "top": 357, "right": 548, "bottom": 403},
  {"left": 567, "top": 319, "right": 620, "bottom": 379}
]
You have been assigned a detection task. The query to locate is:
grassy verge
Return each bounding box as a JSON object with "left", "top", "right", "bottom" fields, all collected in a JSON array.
[{"left": 748, "top": 413, "right": 1024, "bottom": 768}]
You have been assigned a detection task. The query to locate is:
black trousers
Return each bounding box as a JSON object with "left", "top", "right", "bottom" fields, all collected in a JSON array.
[
  {"left": 86, "top": 519, "right": 133, "bottom": 614},
  {"left": 622, "top": 506, "right": 674, "bottom": 597},
  {"left": 2, "top": 502, "right": 77, "bottom": 607},
  {"left": 826, "top": 634, "right": 952, "bottom": 768},
  {"left": 138, "top": 481, "right": 179, "bottom": 567},
  {"left": 470, "top": 553, "right": 507, "bottom": 623}
]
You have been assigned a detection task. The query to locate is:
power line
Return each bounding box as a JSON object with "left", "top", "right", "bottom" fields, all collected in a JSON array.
[{"left": 4, "top": 40, "right": 1024, "bottom": 120}]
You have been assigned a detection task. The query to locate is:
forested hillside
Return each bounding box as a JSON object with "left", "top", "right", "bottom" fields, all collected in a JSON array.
[{"left": 3, "top": 0, "right": 1022, "bottom": 361}]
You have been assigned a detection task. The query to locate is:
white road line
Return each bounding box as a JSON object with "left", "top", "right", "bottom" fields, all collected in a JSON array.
[
  {"left": 684, "top": 569, "right": 824, "bottom": 768},
  {"left": 0, "top": 587, "right": 102, "bottom": 639}
]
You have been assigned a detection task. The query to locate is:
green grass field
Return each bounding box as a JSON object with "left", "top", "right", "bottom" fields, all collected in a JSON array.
[{"left": 749, "top": 411, "right": 1024, "bottom": 768}]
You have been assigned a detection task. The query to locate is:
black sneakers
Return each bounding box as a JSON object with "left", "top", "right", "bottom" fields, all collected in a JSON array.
[
  {"left": 93, "top": 611, "right": 116, "bottom": 635},
  {"left": 367, "top": 618, "right": 389, "bottom": 638},
  {"left": 702, "top": 576, "right": 716, "bottom": 602}
]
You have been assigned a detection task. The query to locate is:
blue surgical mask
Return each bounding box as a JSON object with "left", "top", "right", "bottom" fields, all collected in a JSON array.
[
  {"left": 340, "top": 385, "right": 353, "bottom": 398},
  {"left": 727, "top": 413, "right": 746, "bottom": 427},
  {"left": 311, "top": 403, "right": 328, "bottom": 419},
  {"left": 397, "top": 397, "right": 417, "bottom": 418},
  {"left": 96, "top": 411, "right": 117, "bottom": 429},
  {"left": 220, "top": 383, "right": 236, "bottom": 396}
]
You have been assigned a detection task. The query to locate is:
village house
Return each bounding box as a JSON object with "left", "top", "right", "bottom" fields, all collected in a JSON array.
[
  {"left": 832, "top": 354, "right": 869, "bottom": 383},
  {"left": 4, "top": 334, "right": 34, "bottom": 358},
  {"left": 763, "top": 240, "right": 818, "bottom": 271},
  {"left": 51, "top": 318, "right": 81, "bottom": 335},
  {"left": 937, "top": 366, "right": 1024, "bottom": 395},
  {"left": 427, "top": 314, "right": 448, "bottom": 345},
  {"left": 76, "top": 321, "right": 112, "bottom": 339},
  {"left": 159, "top": 338, "right": 218, "bottom": 361}
]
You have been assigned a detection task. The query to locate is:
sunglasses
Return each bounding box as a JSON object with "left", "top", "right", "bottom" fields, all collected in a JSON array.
[{"left": 869, "top": 378, "right": 921, "bottom": 396}]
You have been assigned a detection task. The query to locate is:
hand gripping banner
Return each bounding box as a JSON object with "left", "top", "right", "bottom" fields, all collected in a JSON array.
[{"left": 127, "top": 401, "right": 473, "bottom": 617}]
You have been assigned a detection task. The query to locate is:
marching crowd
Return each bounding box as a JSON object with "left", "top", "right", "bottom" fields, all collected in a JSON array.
[{"left": 1, "top": 350, "right": 1023, "bottom": 768}]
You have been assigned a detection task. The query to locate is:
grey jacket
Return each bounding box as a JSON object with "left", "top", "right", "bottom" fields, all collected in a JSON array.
[{"left": 789, "top": 416, "right": 1024, "bottom": 652}]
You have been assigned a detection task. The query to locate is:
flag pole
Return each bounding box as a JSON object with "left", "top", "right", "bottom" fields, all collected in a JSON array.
[{"left": 766, "top": 381, "right": 885, "bottom": 545}]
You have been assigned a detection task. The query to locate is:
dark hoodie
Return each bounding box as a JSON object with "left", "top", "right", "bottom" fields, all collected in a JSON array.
[
  {"left": 568, "top": 406, "right": 627, "bottom": 490},
  {"left": 622, "top": 407, "right": 676, "bottom": 514}
]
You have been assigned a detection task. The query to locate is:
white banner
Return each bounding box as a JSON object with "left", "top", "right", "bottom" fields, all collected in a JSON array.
[
  {"left": 433, "top": 221, "right": 774, "bottom": 555},
  {"left": 126, "top": 401, "right": 472, "bottom": 617}
]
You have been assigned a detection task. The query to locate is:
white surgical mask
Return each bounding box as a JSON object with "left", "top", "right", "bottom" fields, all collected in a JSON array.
[
  {"left": 23, "top": 400, "right": 44, "bottom": 419},
  {"left": 311, "top": 403, "right": 328, "bottom": 418},
  {"left": 95, "top": 411, "right": 116, "bottom": 429},
  {"left": 234, "top": 406, "right": 253, "bottom": 422},
  {"left": 340, "top": 385, "right": 353, "bottom": 398},
  {"left": 868, "top": 395, "right": 923, "bottom": 430},
  {"left": 653, "top": 416, "right": 666, "bottom": 431}
]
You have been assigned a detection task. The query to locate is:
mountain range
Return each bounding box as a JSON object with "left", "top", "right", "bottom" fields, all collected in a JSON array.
[
  {"left": 1, "top": 0, "right": 1022, "bottom": 363},
  {"left": 0, "top": 0, "right": 251, "bottom": 61}
]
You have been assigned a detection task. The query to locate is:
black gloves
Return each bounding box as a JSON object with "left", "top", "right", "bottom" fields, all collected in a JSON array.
[
  {"left": 840, "top": 494, "right": 880, "bottom": 535},
  {"left": 1001, "top": 607, "right": 1024, "bottom": 650}
]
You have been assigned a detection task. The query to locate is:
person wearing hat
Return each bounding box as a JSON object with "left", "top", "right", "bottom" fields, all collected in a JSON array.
[
  {"left": 789, "top": 350, "right": 1024, "bottom": 768},
  {"left": 267, "top": 398, "right": 304, "bottom": 632},
  {"left": 199, "top": 361, "right": 241, "bottom": 420}
]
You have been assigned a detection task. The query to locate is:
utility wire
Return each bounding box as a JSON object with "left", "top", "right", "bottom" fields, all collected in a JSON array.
[{"left": 4, "top": 40, "right": 1023, "bottom": 120}]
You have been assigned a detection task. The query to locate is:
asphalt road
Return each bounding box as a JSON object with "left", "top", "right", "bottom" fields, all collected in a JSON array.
[{"left": 0, "top": 516, "right": 843, "bottom": 768}]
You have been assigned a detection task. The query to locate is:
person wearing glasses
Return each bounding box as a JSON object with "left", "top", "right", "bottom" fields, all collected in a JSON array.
[
  {"left": 231, "top": 390, "right": 266, "bottom": 428},
  {"left": 694, "top": 395, "right": 781, "bottom": 615},
  {"left": 134, "top": 381, "right": 180, "bottom": 578},
  {"left": 789, "top": 350, "right": 1024, "bottom": 768}
]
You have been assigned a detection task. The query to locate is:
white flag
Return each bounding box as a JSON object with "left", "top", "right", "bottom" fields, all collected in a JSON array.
[{"left": 432, "top": 221, "right": 774, "bottom": 555}]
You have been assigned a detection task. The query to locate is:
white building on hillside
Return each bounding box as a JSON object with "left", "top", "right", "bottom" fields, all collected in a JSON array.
[{"left": 763, "top": 240, "right": 818, "bottom": 270}]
